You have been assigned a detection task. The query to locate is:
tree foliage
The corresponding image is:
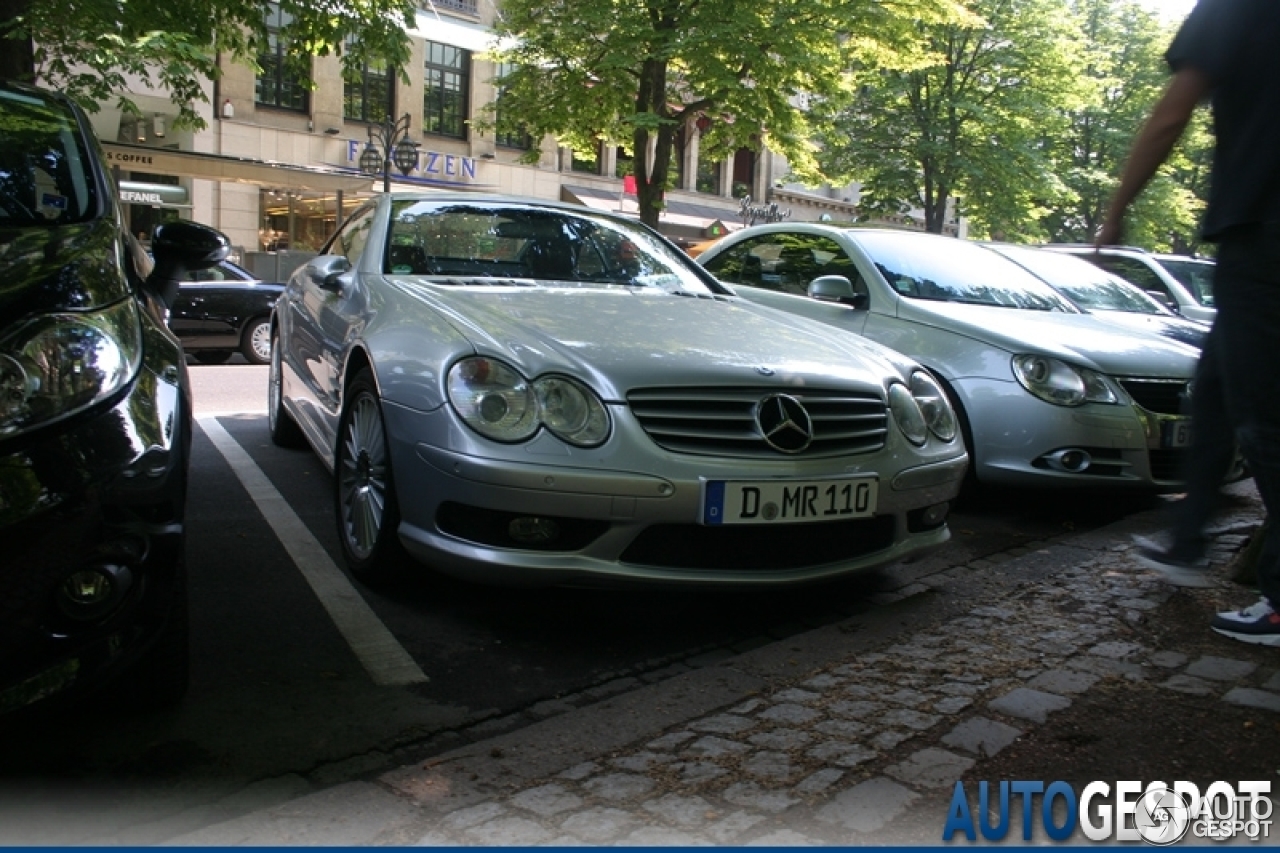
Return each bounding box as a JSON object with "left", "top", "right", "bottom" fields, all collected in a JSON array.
[
  {"left": 1039, "top": 0, "right": 1206, "bottom": 250},
  {"left": 816, "top": 0, "right": 1086, "bottom": 238},
  {"left": 485, "top": 0, "right": 970, "bottom": 228},
  {"left": 0, "top": 0, "right": 416, "bottom": 130}
]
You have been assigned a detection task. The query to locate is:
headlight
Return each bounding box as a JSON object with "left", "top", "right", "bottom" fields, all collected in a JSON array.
[
  {"left": 910, "top": 370, "right": 957, "bottom": 442},
  {"left": 534, "top": 376, "right": 610, "bottom": 446},
  {"left": 888, "top": 371, "right": 959, "bottom": 446},
  {"left": 447, "top": 357, "right": 538, "bottom": 441},
  {"left": 448, "top": 357, "right": 611, "bottom": 446},
  {"left": 0, "top": 299, "right": 142, "bottom": 439},
  {"left": 888, "top": 382, "right": 928, "bottom": 445},
  {"left": 1011, "top": 354, "right": 1118, "bottom": 407}
]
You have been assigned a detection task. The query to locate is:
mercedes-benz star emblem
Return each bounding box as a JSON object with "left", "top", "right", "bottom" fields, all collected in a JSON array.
[{"left": 755, "top": 394, "right": 813, "bottom": 454}]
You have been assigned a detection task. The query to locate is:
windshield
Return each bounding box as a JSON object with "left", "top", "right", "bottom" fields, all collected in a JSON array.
[
  {"left": 995, "top": 245, "right": 1168, "bottom": 314},
  {"left": 850, "top": 230, "right": 1077, "bottom": 312},
  {"left": 385, "top": 201, "right": 718, "bottom": 295},
  {"left": 1155, "top": 257, "right": 1215, "bottom": 307},
  {"left": 0, "top": 87, "right": 100, "bottom": 227}
]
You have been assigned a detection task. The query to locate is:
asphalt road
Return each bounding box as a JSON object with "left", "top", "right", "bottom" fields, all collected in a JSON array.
[{"left": 0, "top": 360, "right": 1171, "bottom": 844}]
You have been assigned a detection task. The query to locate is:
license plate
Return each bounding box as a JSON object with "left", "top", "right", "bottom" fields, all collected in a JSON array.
[
  {"left": 1162, "top": 420, "right": 1192, "bottom": 448},
  {"left": 702, "top": 476, "right": 878, "bottom": 525}
]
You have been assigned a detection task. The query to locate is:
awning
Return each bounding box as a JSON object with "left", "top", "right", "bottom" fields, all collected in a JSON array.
[
  {"left": 102, "top": 142, "right": 373, "bottom": 193},
  {"left": 562, "top": 184, "right": 743, "bottom": 235}
]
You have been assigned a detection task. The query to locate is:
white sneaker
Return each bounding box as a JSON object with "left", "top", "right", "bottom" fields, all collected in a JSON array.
[
  {"left": 1211, "top": 598, "right": 1280, "bottom": 646},
  {"left": 1131, "top": 535, "right": 1214, "bottom": 588}
]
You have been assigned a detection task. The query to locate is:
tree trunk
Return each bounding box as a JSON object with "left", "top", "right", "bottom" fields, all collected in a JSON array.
[{"left": 0, "top": 0, "right": 35, "bottom": 82}]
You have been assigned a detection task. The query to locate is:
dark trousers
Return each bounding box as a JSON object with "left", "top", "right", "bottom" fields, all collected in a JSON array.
[{"left": 1175, "top": 224, "right": 1280, "bottom": 607}]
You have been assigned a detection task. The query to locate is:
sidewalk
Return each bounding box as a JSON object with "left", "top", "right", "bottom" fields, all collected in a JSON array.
[{"left": 158, "top": 483, "right": 1280, "bottom": 845}]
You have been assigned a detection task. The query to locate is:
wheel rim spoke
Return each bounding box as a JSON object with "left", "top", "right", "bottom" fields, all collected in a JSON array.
[{"left": 340, "top": 394, "right": 388, "bottom": 560}]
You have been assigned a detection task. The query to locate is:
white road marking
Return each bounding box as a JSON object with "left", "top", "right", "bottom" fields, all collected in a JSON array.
[{"left": 197, "top": 415, "right": 428, "bottom": 686}]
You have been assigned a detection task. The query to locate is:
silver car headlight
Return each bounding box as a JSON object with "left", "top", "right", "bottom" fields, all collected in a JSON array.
[
  {"left": 889, "top": 371, "right": 959, "bottom": 446},
  {"left": 1011, "top": 354, "right": 1118, "bottom": 407},
  {"left": 448, "top": 357, "right": 611, "bottom": 446},
  {"left": 910, "top": 370, "right": 958, "bottom": 442},
  {"left": 0, "top": 299, "right": 142, "bottom": 439},
  {"left": 534, "top": 375, "right": 610, "bottom": 446},
  {"left": 448, "top": 357, "right": 539, "bottom": 442},
  {"left": 888, "top": 382, "right": 928, "bottom": 446}
]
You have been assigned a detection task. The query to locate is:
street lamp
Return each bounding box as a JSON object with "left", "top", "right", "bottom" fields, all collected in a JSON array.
[{"left": 358, "top": 112, "right": 419, "bottom": 192}]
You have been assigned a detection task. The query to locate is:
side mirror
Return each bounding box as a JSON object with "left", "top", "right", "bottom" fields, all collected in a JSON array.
[
  {"left": 1145, "top": 289, "right": 1175, "bottom": 308},
  {"left": 306, "top": 255, "right": 352, "bottom": 292},
  {"left": 809, "top": 275, "right": 867, "bottom": 308},
  {"left": 147, "top": 220, "right": 231, "bottom": 308}
]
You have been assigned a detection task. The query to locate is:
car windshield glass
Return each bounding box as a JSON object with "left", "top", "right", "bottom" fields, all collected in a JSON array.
[
  {"left": 1155, "top": 257, "right": 1215, "bottom": 307},
  {"left": 385, "top": 201, "right": 717, "bottom": 295},
  {"left": 851, "top": 231, "right": 1077, "bottom": 311},
  {"left": 0, "top": 88, "right": 99, "bottom": 227},
  {"left": 996, "top": 246, "right": 1166, "bottom": 314}
]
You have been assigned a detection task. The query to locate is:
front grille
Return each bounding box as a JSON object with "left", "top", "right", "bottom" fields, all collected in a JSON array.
[
  {"left": 620, "top": 516, "right": 897, "bottom": 571},
  {"left": 1119, "top": 379, "right": 1190, "bottom": 415},
  {"left": 627, "top": 386, "right": 887, "bottom": 458}
]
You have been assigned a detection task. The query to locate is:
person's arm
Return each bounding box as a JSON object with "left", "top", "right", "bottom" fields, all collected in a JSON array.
[{"left": 1097, "top": 67, "right": 1210, "bottom": 247}]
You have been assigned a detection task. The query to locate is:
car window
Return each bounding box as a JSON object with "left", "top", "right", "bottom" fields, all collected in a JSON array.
[
  {"left": 702, "top": 232, "right": 869, "bottom": 300},
  {"left": 328, "top": 204, "right": 377, "bottom": 265},
  {"left": 383, "top": 201, "right": 716, "bottom": 294},
  {"left": 1155, "top": 258, "right": 1215, "bottom": 306},
  {"left": 1093, "top": 256, "right": 1169, "bottom": 301},
  {"left": 851, "top": 231, "right": 1076, "bottom": 311},
  {"left": 188, "top": 262, "right": 251, "bottom": 283},
  {"left": 0, "top": 87, "right": 100, "bottom": 226},
  {"left": 996, "top": 246, "right": 1167, "bottom": 314}
]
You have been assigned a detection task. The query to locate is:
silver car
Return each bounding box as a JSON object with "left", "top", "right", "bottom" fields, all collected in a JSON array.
[
  {"left": 269, "top": 195, "right": 968, "bottom": 587},
  {"left": 986, "top": 243, "right": 1209, "bottom": 351},
  {"left": 697, "top": 225, "right": 1201, "bottom": 490},
  {"left": 1046, "top": 245, "right": 1216, "bottom": 323}
]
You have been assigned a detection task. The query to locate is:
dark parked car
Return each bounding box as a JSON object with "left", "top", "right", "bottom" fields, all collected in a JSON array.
[
  {"left": 169, "top": 259, "right": 282, "bottom": 365},
  {"left": 0, "top": 80, "right": 229, "bottom": 715}
]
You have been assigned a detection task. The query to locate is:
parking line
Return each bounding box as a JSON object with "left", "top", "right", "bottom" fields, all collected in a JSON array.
[{"left": 197, "top": 415, "right": 428, "bottom": 686}]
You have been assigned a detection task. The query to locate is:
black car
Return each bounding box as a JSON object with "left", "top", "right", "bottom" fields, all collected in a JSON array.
[
  {"left": 0, "top": 81, "right": 229, "bottom": 715},
  {"left": 169, "top": 259, "right": 283, "bottom": 365}
]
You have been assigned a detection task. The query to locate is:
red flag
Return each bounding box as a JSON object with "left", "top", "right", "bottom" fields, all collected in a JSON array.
[{"left": 622, "top": 175, "right": 637, "bottom": 195}]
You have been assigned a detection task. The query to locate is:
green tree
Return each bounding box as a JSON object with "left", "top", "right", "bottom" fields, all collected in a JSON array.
[
  {"left": 485, "top": 0, "right": 969, "bottom": 229},
  {"left": 1040, "top": 0, "right": 1203, "bottom": 249},
  {"left": 816, "top": 0, "right": 1085, "bottom": 238},
  {"left": 0, "top": 0, "right": 415, "bottom": 130}
]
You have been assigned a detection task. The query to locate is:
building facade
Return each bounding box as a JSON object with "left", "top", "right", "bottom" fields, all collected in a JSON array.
[{"left": 88, "top": 2, "right": 866, "bottom": 278}]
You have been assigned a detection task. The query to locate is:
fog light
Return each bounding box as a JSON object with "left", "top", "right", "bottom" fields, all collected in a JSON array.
[
  {"left": 56, "top": 565, "right": 132, "bottom": 621},
  {"left": 508, "top": 517, "right": 559, "bottom": 544},
  {"left": 921, "top": 502, "right": 949, "bottom": 526}
]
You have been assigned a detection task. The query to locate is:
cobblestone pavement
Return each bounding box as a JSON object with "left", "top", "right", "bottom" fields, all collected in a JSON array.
[{"left": 101, "top": 485, "right": 1280, "bottom": 845}]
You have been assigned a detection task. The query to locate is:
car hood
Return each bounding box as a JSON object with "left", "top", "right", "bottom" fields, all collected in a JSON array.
[
  {"left": 1084, "top": 311, "right": 1207, "bottom": 350},
  {"left": 0, "top": 220, "right": 131, "bottom": 319},
  {"left": 409, "top": 284, "right": 917, "bottom": 397},
  {"left": 899, "top": 301, "right": 1199, "bottom": 377}
]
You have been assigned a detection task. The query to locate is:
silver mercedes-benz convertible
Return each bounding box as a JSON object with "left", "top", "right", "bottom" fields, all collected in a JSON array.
[{"left": 269, "top": 194, "right": 967, "bottom": 587}]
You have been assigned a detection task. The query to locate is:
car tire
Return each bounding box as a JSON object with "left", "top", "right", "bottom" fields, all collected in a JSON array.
[
  {"left": 192, "top": 351, "right": 232, "bottom": 365},
  {"left": 268, "top": 330, "right": 306, "bottom": 448},
  {"left": 241, "top": 316, "right": 272, "bottom": 365},
  {"left": 335, "top": 368, "right": 407, "bottom": 587}
]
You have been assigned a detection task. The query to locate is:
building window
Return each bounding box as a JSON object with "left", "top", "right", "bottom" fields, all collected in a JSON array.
[
  {"left": 493, "top": 62, "right": 530, "bottom": 150},
  {"left": 570, "top": 145, "right": 600, "bottom": 174},
  {"left": 256, "top": 2, "right": 309, "bottom": 112},
  {"left": 344, "top": 40, "right": 393, "bottom": 124},
  {"left": 424, "top": 41, "right": 469, "bottom": 139}
]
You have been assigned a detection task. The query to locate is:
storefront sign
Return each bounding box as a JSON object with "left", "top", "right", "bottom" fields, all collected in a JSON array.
[
  {"left": 739, "top": 196, "right": 792, "bottom": 226},
  {"left": 345, "top": 141, "right": 477, "bottom": 183},
  {"left": 118, "top": 180, "right": 189, "bottom": 208}
]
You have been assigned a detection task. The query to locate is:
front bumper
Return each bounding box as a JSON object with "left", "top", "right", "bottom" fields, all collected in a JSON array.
[
  {"left": 0, "top": 345, "right": 190, "bottom": 714},
  {"left": 384, "top": 403, "right": 967, "bottom": 587},
  {"left": 958, "top": 377, "right": 1197, "bottom": 490}
]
